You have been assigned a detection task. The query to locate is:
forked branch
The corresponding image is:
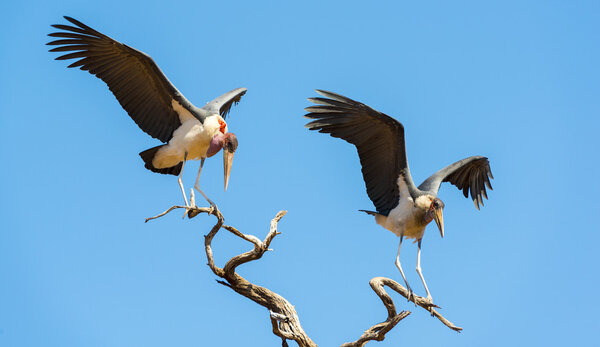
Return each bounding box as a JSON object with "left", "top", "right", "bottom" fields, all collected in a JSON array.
[
  {"left": 147, "top": 204, "right": 316, "bottom": 347},
  {"left": 146, "top": 204, "right": 461, "bottom": 346}
]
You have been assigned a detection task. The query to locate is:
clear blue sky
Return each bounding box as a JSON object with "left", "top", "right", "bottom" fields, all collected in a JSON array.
[{"left": 1, "top": 1, "right": 599, "bottom": 346}]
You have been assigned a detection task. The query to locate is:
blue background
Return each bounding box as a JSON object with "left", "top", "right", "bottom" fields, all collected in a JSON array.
[{"left": 1, "top": 1, "right": 599, "bottom": 346}]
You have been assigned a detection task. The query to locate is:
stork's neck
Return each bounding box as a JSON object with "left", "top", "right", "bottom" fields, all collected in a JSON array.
[
  {"left": 414, "top": 195, "right": 431, "bottom": 210},
  {"left": 414, "top": 194, "right": 435, "bottom": 225},
  {"left": 399, "top": 167, "right": 422, "bottom": 199}
]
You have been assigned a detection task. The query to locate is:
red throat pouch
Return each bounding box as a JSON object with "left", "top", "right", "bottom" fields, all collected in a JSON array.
[{"left": 218, "top": 119, "right": 227, "bottom": 133}]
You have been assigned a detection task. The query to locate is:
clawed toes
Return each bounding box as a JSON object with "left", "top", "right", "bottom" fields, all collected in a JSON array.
[
  {"left": 423, "top": 297, "right": 440, "bottom": 313},
  {"left": 406, "top": 289, "right": 415, "bottom": 302}
]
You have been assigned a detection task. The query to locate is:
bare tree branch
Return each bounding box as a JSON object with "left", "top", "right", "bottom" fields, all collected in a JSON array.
[
  {"left": 146, "top": 204, "right": 462, "bottom": 346},
  {"left": 366, "top": 277, "right": 463, "bottom": 332},
  {"left": 341, "top": 311, "right": 411, "bottom": 347},
  {"left": 341, "top": 277, "right": 462, "bottom": 346},
  {"left": 147, "top": 204, "right": 316, "bottom": 346}
]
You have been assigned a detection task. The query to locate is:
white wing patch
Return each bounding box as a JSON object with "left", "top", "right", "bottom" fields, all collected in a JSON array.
[
  {"left": 396, "top": 175, "right": 412, "bottom": 199},
  {"left": 374, "top": 175, "right": 414, "bottom": 236},
  {"left": 369, "top": 175, "right": 433, "bottom": 240},
  {"left": 171, "top": 99, "right": 195, "bottom": 123}
]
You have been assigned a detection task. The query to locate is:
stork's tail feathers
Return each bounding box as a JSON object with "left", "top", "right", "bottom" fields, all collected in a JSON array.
[
  {"left": 139, "top": 145, "right": 183, "bottom": 176},
  {"left": 359, "top": 209, "right": 388, "bottom": 227}
]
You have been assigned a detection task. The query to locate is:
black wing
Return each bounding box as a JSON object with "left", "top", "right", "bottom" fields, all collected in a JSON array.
[
  {"left": 48, "top": 16, "right": 194, "bottom": 143},
  {"left": 201, "top": 88, "right": 247, "bottom": 119},
  {"left": 418, "top": 156, "right": 493, "bottom": 210},
  {"left": 305, "top": 90, "right": 417, "bottom": 216}
]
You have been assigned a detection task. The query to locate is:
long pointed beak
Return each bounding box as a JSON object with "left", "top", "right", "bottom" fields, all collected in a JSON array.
[
  {"left": 433, "top": 208, "right": 444, "bottom": 238},
  {"left": 223, "top": 150, "right": 234, "bottom": 191}
]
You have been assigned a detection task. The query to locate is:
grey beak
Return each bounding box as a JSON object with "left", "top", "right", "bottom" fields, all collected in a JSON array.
[
  {"left": 433, "top": 208, "right": 444, "bottom": 238},
  {"left": 223, "top": 149, "right": 234, "bottom": 191}
]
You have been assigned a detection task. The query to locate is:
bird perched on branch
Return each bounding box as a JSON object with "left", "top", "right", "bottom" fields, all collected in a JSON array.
[
  {"left": 48, "top": 16, "right": 246, "bottom": 207},
  {"left": 305, "top": 90, "right": 493, "bottom": 304}
]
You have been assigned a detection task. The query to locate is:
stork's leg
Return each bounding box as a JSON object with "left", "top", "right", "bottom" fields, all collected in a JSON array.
[
  {"left": 178, "top": 153, "right": 190, "bottom": 207},
  {"left": 193, "top": 158, "right": 215, "bottom": 207},
  {"left": 395, "top": 234, "right": 414, "bottom": 301},
  {"left": 416, "top": 239, "right": 433, "bottom": 303}
]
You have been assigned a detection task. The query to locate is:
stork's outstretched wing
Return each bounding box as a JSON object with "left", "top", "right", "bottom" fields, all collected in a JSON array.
[
  {"left": 418, "top": 156, "right": 493, "bottom": 209},
  {"left": 305, "top": 90, "right": 418, "bottom": 216},
  {"left": 201, "top": 88, "right": 247, "bottom": 119},
  {"left": 48, "top": 16, "right": 196, "bottom": 143}
]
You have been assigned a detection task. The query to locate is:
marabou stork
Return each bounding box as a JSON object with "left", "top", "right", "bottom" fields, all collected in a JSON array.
[
  {"left": 48, "top": 16, "right": 246, "bottom": 207},
  {"left": 305, "top": 90, "right": 493, "bottom": 303}
]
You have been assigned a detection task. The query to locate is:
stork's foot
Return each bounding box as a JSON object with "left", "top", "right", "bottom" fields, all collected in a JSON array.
[
  {"left": 184, "top": 190, "right": 202, "bottom": 219},
  {"left": 206, "top": 199, "right": 217, "bottom": 211},
  {"left": 181, "top": 189, "right": 219, "bottom": 219},
  {"left": 406, "top": 286, "right": 415, "bottom": 303},
  {"left": 424, "top": 296, "right": 435, "bottom": 308},
  {"left": 421, "top": 296, "right": 441, "bottom": 315},
  {"left": 177, "top": 191, "right": 191, "bottom": 219},
  {"left": 193, "top": 185, "right": 217, "bottom": 209}
]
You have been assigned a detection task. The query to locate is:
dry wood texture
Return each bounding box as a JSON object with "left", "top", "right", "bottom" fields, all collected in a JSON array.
[{"left": 146, "top": 203, "right": 461, "bottom": 346}]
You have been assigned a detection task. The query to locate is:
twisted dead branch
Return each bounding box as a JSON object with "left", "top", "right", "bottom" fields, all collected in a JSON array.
[
  {"left": 145, "top": 203, "right": 461, "bottom": 346},
  {"left": 341, "top": 277, "right": 462, "bottom": 347},
  {"left": 148, "top": 204, "right": 316, "bottom": 346}
]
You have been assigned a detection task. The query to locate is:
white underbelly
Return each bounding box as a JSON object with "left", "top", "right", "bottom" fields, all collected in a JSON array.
[
  {"left": 372, "top": 174, "right": 426, "bottom": 240},
  {"left": 152, "top": 118, "right": 217, "bottom": 168},
  {"left": 376, "top": 201, "right": 425, "bottom": 239}
]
